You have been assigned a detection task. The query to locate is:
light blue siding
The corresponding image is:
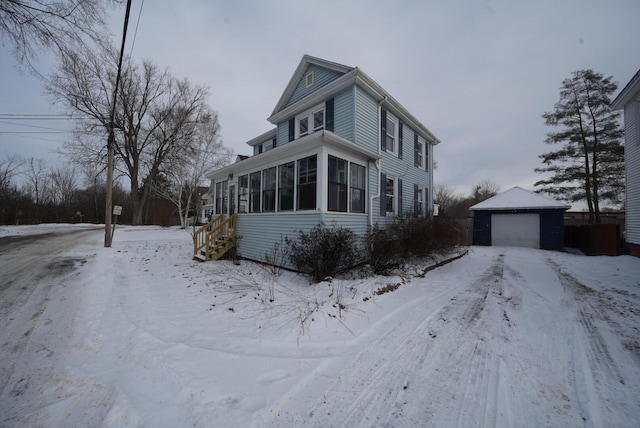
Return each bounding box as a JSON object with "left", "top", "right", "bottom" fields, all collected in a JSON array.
[
  {"left": 354, "top": 85, "right": 379, "bottom": 152},
  {"left": 236, "top": 213, "right": 323, "bottom": 265},
  {"left": 277, "top": 122, "right": 289, "bottom": 147},
  {"left": 333, "top": 88, "right": 354, "bottom": 141},
  {"left": 236, "top": 212, "right": 370, "bottom": 266},
  {"left": 370, "top": 124, "right": 432, "bottom": 227},
  {"left": 285, "top": 65, "right": 344, "bottom": 108}
]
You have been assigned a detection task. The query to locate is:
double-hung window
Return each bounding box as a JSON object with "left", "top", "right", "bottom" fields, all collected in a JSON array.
[
  {"left": 296, "top": 105, "right": 325, "bottom": 138},
  {"left": 262, "top": 167, "right": 276, "bottom": 212},
  {"left": 386, "top": 176, "right": 396, "bottom": 214},
  {"left": 386, "top": 116, "right": 397, "bottom": 155},
  {"left": 417, "top": 185, "right": 425, "bottom": 214},
  {"left": 416, "top": 137, "right": 425, "bottom": 169},
  {"left": 278, "top": 162, "right": 295, "bottom": 211},
  {"left": 249, "top": 171, "right": 261, "bottom": 213},
  {"left": 297, "top": 155, "right": 317, "bottom": 210},
  {"left": 328, "top": 155, "right": 348, "bottom": 212},
  {"left": 350, "top": 163, "right": 366, "bottom": 213}
]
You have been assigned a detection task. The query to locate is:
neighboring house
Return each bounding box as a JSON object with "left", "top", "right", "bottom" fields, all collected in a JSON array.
[
  {"left": 469, "top": 186, "right": 570, "bottom": 251},
  {"left": 198, "top": 55, "right": 440, "bottom": 263},
  {"left": 611, "top": 68, "right": 640, "bottom": 256}
]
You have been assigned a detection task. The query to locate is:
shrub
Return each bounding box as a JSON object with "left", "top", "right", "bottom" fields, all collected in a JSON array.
[
  {"left": 286, "top": 223, "right": 361, "bottom": 282},
  {"left": 367, "top": 213, "right": 459, "bottom": 273}
]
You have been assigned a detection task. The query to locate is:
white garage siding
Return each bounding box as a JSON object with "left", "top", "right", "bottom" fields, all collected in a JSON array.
[{"left": 491, "top": 213, "right": 540, "bottom": 248}]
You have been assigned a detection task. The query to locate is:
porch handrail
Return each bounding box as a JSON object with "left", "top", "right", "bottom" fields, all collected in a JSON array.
[{"left": 193, "top": 213, "right": 237, "bottom": 260}]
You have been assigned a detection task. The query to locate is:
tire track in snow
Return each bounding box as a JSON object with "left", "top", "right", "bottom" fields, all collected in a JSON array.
[
  {"left": 547, "top": 259, "right": 625, "bottom": 384},
  {"left": 547, "top": 258, "right": 629, "bottom": 426},
  {"left": 266, "top": 254, "right": 507, "bottom": 427}
]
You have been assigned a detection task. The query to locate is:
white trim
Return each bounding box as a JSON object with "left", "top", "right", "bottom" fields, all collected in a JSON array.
[{"left": 208, "top": 130, "right": 380, "bottom": 181}]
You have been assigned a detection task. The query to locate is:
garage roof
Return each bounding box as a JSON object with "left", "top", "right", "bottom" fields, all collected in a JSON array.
[{"left": 469, "top": 186, "right": 570, "bottom": 211}]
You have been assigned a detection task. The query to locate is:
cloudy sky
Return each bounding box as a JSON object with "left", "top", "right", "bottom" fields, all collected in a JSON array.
[{"left": 1, "top": 0, "right": 639, "bottom": 202}]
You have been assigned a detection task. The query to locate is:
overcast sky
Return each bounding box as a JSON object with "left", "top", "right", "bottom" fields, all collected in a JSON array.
[{"left": 1, "top": 0, "right": 639, "bottom": 203}]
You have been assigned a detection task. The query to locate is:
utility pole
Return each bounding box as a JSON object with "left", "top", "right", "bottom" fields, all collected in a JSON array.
[{"left": 104, "top": 0, "right": 133, "bottom": 247}]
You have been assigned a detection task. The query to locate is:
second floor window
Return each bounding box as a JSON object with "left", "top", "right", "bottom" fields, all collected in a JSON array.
[
  {"left": 386, "top": 116, "right": 397, "bottom": 155},
  {"left": 296, "top": 105, "right": 325, "bottom": 138},
  {"left": 415, "top": 137, "right": 425, "bottom": 169}
]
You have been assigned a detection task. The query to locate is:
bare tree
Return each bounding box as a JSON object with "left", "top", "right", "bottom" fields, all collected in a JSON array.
[
  {"left": 22, "top": 157, "right": 51, "bottom": 222},
  {"left": 472, "top": 179, "right": 500, "bottom": 202},
  {"left": 0, "top": 153, "right": 24, "bottom": 191},
  {"left": 0, "top": 0, "right": 122, "bottom": 73},
  {"left": 47, "top": 44, "right": 222, "bottom": 225},
  {"left": 154, "top": 109, "right": 230, "bottom": 228},
  {"left": 433, "top": 184, "right": 461, "bottom": 218},
  {"left": 49, "top": 163, "right": 77, "bottom": 207}
]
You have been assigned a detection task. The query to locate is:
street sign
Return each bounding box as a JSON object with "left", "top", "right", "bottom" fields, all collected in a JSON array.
[{"left": 113, "top": 205, "right": 122, "bottom": 216}]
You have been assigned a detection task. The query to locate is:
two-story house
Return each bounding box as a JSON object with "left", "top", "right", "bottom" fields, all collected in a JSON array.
[
  {"left": 611, "top": 68, "right": 640, "bottom": 256},
  {"left": 196, "top": 55, "right": 440, "bottom": 264}
]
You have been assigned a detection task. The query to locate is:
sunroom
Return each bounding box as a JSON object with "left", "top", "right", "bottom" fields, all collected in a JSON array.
[{"left": 200, "top": 129, "right": 381, "bottom": 263}]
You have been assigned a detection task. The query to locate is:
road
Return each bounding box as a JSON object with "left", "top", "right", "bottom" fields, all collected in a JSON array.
[{"left": 0, "top": 227, "right": 102, "bottom": 415}]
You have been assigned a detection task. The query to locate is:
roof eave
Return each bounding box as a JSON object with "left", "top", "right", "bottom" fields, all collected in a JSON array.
[
  {"left": 206, "top": 130, "right": 381, "bottom": 181},
  {"left": 246, "top": 128, "right": 277, "bottom": 147},
  {"left": 355, "top": 70, "right": 442, "bottom": 145},
  {"left": 267, "top": 69, "right": 358, "bottom": 124},
  {"left": 611, "top": 68, "right": 640, "bottom": 111}
]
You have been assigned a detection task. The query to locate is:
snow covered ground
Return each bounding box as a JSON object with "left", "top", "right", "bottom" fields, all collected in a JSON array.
[{"left": 1, "top": 224, "right": 639, "bottom": 427}]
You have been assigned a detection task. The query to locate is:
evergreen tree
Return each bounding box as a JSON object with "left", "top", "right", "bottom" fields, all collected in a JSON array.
[{"left": 535, "top": 69, "right": 624, "bottom": 223}]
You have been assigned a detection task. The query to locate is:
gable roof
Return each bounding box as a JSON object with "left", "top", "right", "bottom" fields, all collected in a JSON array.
[
  {"left": 267, "top": 55, "right": 441, "bottom": 145},
  {"left": 270, "top": 55, "right": 353, "bottom": 117},
  {"left": 611, "top": 68, "right": 640, "bottom": 111},
  {"left": 469, "top": 186, "right": 570, "bottom": 211}
]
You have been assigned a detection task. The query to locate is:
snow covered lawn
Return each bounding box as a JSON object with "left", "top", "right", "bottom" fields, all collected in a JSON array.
[{"left": 1, "top": 225, "right": 639, "bottom": 427}]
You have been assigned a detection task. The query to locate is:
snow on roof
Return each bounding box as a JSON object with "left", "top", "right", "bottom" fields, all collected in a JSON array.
[{"left": 469, "top": 186, "right": 570, "bottom": 211}]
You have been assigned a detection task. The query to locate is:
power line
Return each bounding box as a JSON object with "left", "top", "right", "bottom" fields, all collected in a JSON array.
[
  {"left": 0, "top": 120, "right": 69, "bottom": 132},
  {"left": 0, "top": 114, "right": 72, "bottom": 120},
  {"left": 129, "top": 0, "right": 145, "bottom": 57}
]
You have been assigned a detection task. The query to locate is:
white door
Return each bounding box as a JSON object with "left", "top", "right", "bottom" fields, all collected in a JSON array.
[{"left": 491, "top": 213, "right": 540, "bottom": 248}]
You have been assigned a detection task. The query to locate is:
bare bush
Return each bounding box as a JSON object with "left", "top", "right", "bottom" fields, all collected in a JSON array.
[
  {"left": 286, "top": 223, "right": 361, "bottom": 283},
  {"left": 367, "top": 213, "right": 459, "bottom": 273}
]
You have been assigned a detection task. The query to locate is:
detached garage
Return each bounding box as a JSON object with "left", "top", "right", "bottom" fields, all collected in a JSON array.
[{"left": 470, "top": 187, "right": 570, "bottom": 250}]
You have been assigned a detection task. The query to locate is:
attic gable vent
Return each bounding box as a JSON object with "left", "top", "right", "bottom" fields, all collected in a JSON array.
[{"left": 306, "top": 71, "right": 314, "bottom": 87}]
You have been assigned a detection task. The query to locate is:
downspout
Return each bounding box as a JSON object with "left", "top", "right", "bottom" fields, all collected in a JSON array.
[{"left": 369, "top": 95, "right": 387, "bottom": 228}]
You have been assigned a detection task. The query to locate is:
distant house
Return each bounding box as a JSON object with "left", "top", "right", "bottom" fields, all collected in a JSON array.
[
  {"left": 196, "top": 55, "right": 440, "bottom": 263},
  {"left": 470, "top": 186, "right": 570, "bottom": 250},
  {"left": 611, "top": 68, "right": 640, "bottom": 256}
]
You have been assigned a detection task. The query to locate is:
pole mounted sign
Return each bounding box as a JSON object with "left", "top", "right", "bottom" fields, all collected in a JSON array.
[{"left": 111, "top": 205, "right": 123, "bottom": 242}]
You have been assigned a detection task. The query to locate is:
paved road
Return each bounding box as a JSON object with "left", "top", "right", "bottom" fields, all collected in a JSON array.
[{"left": 0, "top": 227, "right": 102, "bottom": 394}]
